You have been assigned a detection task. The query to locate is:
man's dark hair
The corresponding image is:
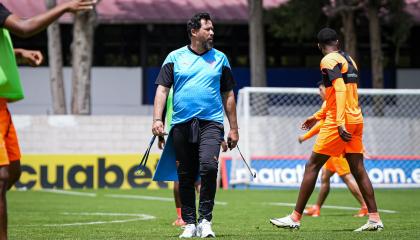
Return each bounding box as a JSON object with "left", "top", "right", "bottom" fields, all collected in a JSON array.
[
  {"left": 187, "top": 12, "right": 212, "bottom": 39},
  {"left": 317, "top": 27, "right": 338, "bottom": 46}
]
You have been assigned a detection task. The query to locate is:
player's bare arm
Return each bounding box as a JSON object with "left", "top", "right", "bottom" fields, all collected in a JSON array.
[
  {"left": 14, "top": 49, "right": 43, "bottom": 67},
  {"left": 222, "top": 90, "right": 239, "bottom": 149},
  {"left": 298, "top": 135, "right": 305, "bottom": 144},
  {"left": 303, "top": 102, "right": 326, "bottom": 130},
  {"left": 3, "top": 0, "right": 96, "bottom": 38},
  {"left": 301, "top": 116, "right": 317, "bottom": 130},
  {"left": 299, "top": 119, "right": 324, "bottom": 144},
  {"left": 152, "top": 85, "right": 170, "bottom": 136}
]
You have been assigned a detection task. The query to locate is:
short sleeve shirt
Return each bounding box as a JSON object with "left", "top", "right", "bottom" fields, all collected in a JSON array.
[{"left": 155, "top": 46, "right": 235, "bottom": 125}]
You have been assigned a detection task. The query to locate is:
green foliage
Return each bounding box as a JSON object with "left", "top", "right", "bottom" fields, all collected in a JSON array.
[
  {"left": 265, "top": 0, "right": 330, "bottom": 43},
  {"left": 382, "top": 0, "right": 413, "bottom": 47}
]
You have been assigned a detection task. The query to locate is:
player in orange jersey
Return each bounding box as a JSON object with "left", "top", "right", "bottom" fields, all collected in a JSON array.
[
  {"left": 270, "top": 28, "right": 383, "bottom": 231},
  {"left": 299, "top": 82, "right": 367, "bottom": 218}
]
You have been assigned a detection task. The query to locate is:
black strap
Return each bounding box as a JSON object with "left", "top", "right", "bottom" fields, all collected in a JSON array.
[
  {"left": 135, "top": 135, "right": 157, "bottom": 175},
  {"left": 338, "top": 51, "right": 355, "bottom": 67}
]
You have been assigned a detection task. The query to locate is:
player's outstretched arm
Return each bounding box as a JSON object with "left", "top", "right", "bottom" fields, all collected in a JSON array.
[
  {"left": 222, "top": 90, "right": 239, "bottom": 149},
  {"left": 14, "top": 48, "right": 43, "bottom": 67},
  {"left": 4, "top": 0, "right": 96, "bottom": 38},
  {"left": 299, "top": 119, "right": 324, "bottom": 144},
  {"left": 302, "top": 101, "right": 326, "bottom": 131},
  {"left": 312, "top": 101, "right": 327, "bottom": 121}
]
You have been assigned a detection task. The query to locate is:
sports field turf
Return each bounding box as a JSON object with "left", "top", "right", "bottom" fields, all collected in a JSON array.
[{"left": 8, "top": 188, "right": 420, "bottom": 239}]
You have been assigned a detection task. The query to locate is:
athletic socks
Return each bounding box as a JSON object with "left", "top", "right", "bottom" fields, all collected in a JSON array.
[
  {"left": 368, "top": 212, "right": 381, "bottom": 222},
  {"left": 291, "top": 210, "right": 302, "bottom": 222},
  {"left": 312, "top": 205, "right": 320, "bottom": 211},
  {"left": 176, "top": 207, "right": 182, "bottom": 218}
]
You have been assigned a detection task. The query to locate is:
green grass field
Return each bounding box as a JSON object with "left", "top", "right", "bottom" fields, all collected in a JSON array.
[{"left": 8, "top": 188, "right": 420, "bottom": 239}]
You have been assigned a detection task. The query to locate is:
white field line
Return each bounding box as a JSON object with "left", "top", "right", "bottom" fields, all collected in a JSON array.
[
  {"left": 9, "top": 224, "right": 39, "bottom": 228},
  {"left": 106, "top": 194, "right": 228, "bottom": 205},
  {"left": 266, "top": 202, "right": 397, "bottom": 213},
  {"left": 44, "top": 212, "right": 155, "bottom": 227},
  {"left": 39, "top": 189, "right": 96, "bottom": 197}
]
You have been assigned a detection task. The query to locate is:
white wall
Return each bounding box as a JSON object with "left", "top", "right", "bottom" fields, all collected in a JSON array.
[
  {"left": 8, "top": 67, "right": 153, "bottom": 115},
  {"left": 13, "top": 115, "right": 233, "bottom": 156},
  {"left": 13, "top": 114, "right": 419, "bottom": 156},
  {"left": 14, "top": 115, "right": 155, "bottom": 154}
]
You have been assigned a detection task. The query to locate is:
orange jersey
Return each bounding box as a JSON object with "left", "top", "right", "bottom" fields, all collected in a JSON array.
[
  {"left": 319, "top": 51, "right": 363, "bottom": 126},
  {"left": 303, "top": 101, "right": 326, "bottom": 141},
  {"left": 313, "top": 101, "right": 327, "bottom": 121},
  {"left": 306, "top": 101, "right": 364, "bottom": 157}
]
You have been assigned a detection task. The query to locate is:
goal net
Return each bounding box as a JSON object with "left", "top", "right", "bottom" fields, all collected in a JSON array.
[{"left": 225, "top": 87, "right": 420, "bottom": 188}]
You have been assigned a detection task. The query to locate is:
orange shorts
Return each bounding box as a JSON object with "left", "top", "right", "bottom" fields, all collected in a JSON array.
[
  {"left": 0, "top": 99, "right": 21, "bottom": 166},
  {"left": 323, "top": 155, "right": 350, "bottom": 176},
  {"left": 313, "top": 122, "right": 363, "bottom": 157}
]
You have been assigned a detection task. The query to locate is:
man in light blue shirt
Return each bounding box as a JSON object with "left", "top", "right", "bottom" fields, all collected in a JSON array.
[{"left": 152, "top": 12, "right": 239, "bottom": 238}]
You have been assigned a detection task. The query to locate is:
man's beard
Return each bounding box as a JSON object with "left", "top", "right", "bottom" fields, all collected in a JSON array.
[{"left": 202, "top": 39, "right": 213, "bottom": 51}]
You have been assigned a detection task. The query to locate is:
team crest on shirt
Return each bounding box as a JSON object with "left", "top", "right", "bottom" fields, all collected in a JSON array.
[{"left": 205, "top": 59, "right": 216, "bottom": 68}]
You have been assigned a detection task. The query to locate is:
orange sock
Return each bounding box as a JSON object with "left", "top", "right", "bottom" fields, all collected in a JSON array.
[
  {"left": 290, "top": 210, "right": 302, "bottom": 222},
  {"left": 368, "top": 212, "right": 381, "bottom": 222},
  {"left": 312, "top": 205, "right": 320, "bottom": 210},
  {"left": 176, "top": 208, "right": 182, "bottom": 218}
]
